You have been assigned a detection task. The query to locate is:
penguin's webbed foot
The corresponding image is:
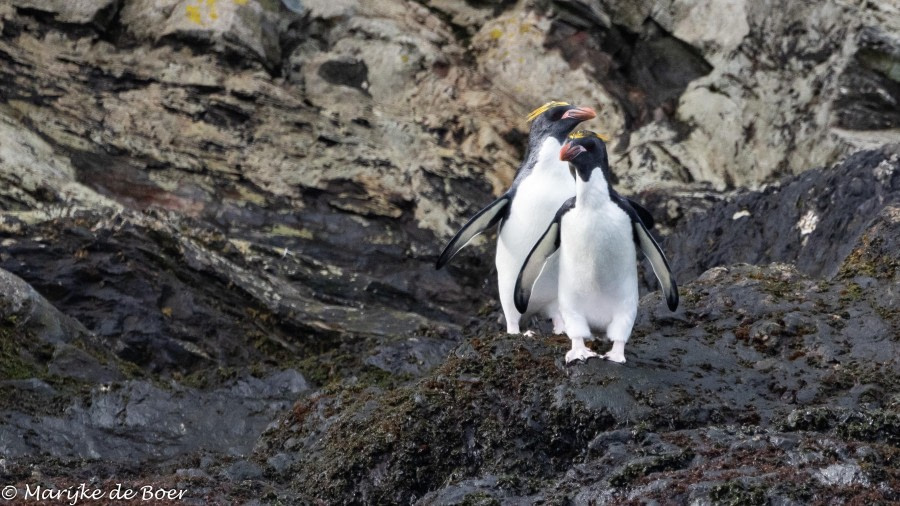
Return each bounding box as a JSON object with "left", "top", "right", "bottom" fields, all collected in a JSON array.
[
  {"left": 601, "top": 351, "right": 626, "bottom": 364},
  {"left": 565, "top": 347, "right": 599, "bottom": 364},
  {"left": 523, "top": 330, "right": 536, "bottom": 337},
  {"left": 602, "top": 341, "right": 627, "bottom": 364}
]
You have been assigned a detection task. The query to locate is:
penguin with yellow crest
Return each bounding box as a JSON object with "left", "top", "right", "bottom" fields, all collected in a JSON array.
[
  {"left": 514, "top": 131, "right": 678, "bottom": 363},
  {"left": 436, "top": 101, "right": 596, "bottom": 334}
]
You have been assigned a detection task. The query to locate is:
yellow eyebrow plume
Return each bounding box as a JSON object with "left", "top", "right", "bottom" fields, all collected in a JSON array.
[
  {"left": 568, "top": 130, "right": 609, "bottom": 142},
  {"left": 525, "top": 101, "right": 570, "bottom": 122}
]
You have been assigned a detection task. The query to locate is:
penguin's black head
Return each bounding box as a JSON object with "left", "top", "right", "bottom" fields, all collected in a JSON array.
[
  {"left": 559, "top": 131, "right": 611, "bottom": 182},
  {"left": 526, "top": 101, "right": 597, "bottom": 143}
]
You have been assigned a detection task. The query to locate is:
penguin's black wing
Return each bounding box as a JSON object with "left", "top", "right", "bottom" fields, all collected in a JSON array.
[
  {"left": 513, "top": 197, "right": 576, "bottom": 313},
  {"left": 626, "top": 198, "right": 655, "bottom": 229},
  {"left": 436, "top": 194, "right": 512, "bottom": 269},
  {"left": 613, "top": 193, "right": 678, "bottom": 311}
]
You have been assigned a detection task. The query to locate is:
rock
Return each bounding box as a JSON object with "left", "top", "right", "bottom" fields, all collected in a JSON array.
[
  {"left": 816, "top": 462, "right": 869, "bottom": 487},
  {"left": 661, "top": 148, "right": 900, "bottom": 284},
  {"left": 222, "top": 460, "right": 263, "bottom": 481},
  {"left": 0, "top": 267, "right": 92, "bottom": 345},
  {"left": 48, "top": 343, "right": 123, "bottom": 383},
  {"left": 606, "top": 0, "right": 900, "bottom": 191},
  {"left": 258, "top": 263, "right": 899, "bottom": 503},
  {"left": 0, "top": 110, "right": 118, "bottom": 211},
  {"left": 0, "top": 369, "right": 310, "bottom": 463},
  {"left": 6, "top": 0, "right": 117, "bottom": 25},
  {"left": 120, "top": 0, "right": 286, "bottom": 69}
]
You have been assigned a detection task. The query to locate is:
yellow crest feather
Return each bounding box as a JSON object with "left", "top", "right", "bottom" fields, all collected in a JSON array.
[
  {"left": 525, "top": 101, "right": 570, "bottom": 122},
  {"left": 568, "top": 130, "right": 610, "bottom": 142}
]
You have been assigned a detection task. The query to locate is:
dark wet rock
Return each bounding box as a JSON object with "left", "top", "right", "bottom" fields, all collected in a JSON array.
[
  {"left": 256, "top": 258, "right": 899, "bottom": 504},
  {"left": 0, "top": 369, "right": 309, "bottom": 463},
  {"left": 662, "top": 148, "right": 900, "bottom": 283},
  {"left": 47, "top": 343, "right": 123, "bottom": 383},
  {"left": 363, "top": 335, "right": 458, "bottom": 378},
  {"left": 0, "top": 266, "right": 96, "bottom": 348},
  {"left": 0, "top": 210, "right": 448, "bottom": 377}
]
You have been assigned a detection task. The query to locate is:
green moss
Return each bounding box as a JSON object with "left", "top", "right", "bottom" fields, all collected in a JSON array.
[
  {"left": 762, "top": 278, "right": 795, "bottom": 299},
  {"left": 840, "top": 282, "right": 863, "bottom": 302},
  {"left": 609, "top": 450, "right": 695, "bottom": 487},
  {"left": 837, "top": 410, "right": 900, "bottom": 444},
  {"left": 709, "top": 481, "right": 767, "bottom": 506},
  {"left": 292, "top": 348, "right": 412, "bottom": 390},
  {"left": 0, "top": 324, "right": 42, "bottom": 380},
  {"left": 839, "top": 233, "right": 898, "bottom": 280},
  {"left": 283, "top": 332, "right": 620, "bottom": 503}
]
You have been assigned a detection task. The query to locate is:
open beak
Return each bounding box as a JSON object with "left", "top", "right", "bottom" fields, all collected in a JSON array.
[
  {"left": 561, "top": 106, "right": 596, "bottom": 121},
  {"left": 559, "top": 143, "right": 587, "bottom": 161}
]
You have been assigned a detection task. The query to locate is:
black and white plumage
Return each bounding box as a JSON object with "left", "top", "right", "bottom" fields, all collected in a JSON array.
[
  {"left": 436, "top": 101, "right": 596, "bottom": 334},
  {"left": 514, "top": 131, "right": 678, "bottom": 363}
]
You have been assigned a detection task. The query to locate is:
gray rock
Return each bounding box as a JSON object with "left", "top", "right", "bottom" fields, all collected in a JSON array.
[
  {"left": 48, "top": 343, "right": 123, "bottom": 383},
  {"left": 815, "top": 462, "right": 869, "bottom": 487},
  {"left": 222, "top": 460, "right": 264, "bottom": 481}
]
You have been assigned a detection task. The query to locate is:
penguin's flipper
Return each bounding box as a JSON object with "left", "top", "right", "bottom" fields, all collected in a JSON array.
[
  {"left": 613, "top": 193, "right": 678, "bottom": 311},
  {"left": 633, "top": 219, "right": 678, "bottom": 310},
  {"left": 514, "top": 198, "right": 575, "bottom": 313},
  {"left": 436, "top": 194, "right": 511, "bottom": 269},
  {"left": 627, "top": 198, "right": 655, "bottom": 229}
]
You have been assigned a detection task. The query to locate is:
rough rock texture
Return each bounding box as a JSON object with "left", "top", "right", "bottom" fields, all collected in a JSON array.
[
  {"left": 260, "top": 254, "right": 900, "bottom": 504},
  {"left": 664, "top": 147, "right": 900, "bottom": 282},
  {"left": 0, "top": 0, "right": 898, "bottom": 503}
]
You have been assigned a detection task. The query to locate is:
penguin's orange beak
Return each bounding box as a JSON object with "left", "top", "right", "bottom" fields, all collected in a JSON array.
[
  {"left": 561, "top": 106, "right": 596, "bottom": 121},
  {"left": 560, "top": 142, "right": 587, "bottom": 161}
]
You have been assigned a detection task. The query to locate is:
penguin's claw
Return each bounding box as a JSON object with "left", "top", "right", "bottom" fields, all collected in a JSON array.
[
  {"left": 565, "top": 347, "right": 599, "bottom": 363},
  {"left": 523, "top": 330, "right": 536, "bottom": 337}
]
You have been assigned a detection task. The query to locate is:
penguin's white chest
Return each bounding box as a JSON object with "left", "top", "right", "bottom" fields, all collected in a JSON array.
[
  {"left": 500, "top": 163, "right": 573, "bottom": 251},
  {"left": 495, "top": 138, "right": 574, "bottom": 314},
  {"left": 559, "top": 202, "right": 638, "bottom": 326}
]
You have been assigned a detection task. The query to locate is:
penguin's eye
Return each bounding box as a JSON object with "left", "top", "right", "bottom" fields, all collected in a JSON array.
[{"left": 550, "top": 110, "right": 564, "bottom": 121}]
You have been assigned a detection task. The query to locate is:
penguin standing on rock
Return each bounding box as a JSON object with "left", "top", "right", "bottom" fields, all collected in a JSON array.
[
  {"left": 436, "top": 101, "right": 596, "bottom": 334},
  {"left": 514, "top": 131, "right": 678, "bottom": 363}
]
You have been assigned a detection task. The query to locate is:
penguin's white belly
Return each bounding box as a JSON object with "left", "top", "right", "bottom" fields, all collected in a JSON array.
[
  {"left": 559, "top": 205, "right": 638, "bottom": 329},
  {"left": 496, "top": 168, "right": 573, "bottom": 315}
]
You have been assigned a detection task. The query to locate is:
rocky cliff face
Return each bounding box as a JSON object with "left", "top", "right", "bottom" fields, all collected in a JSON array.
[{"left": 0, "top": 0, "right": 898, "bottom": 503}]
